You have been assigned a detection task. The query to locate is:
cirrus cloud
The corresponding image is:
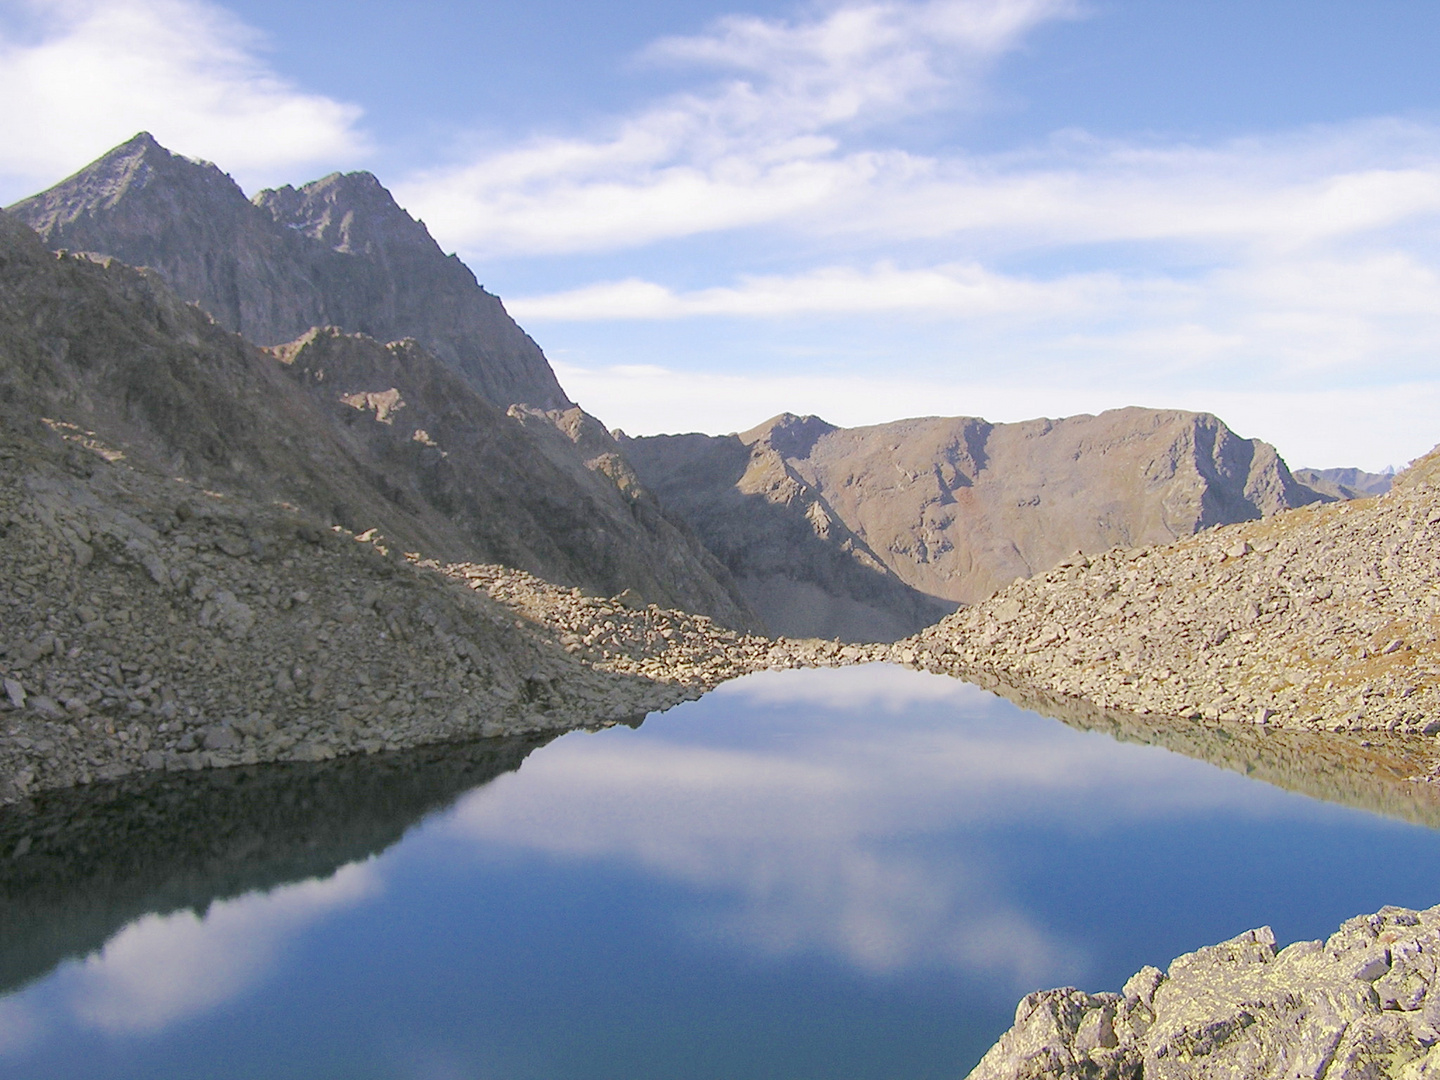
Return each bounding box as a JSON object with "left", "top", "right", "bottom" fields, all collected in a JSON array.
[
  {"left": 395, "top": 0, "right": 1083, "bottom": 256},
  {"left": 507, "top": 260, "right": 1127, "bottom": 319}
]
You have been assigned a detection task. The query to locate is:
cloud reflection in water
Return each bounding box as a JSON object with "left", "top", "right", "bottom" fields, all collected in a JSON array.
[
  {"left": 0, "top": 996, "right": 40, "bottom": 1056},
  {"left": 442, "top": 665, "right": 1278, "bottom": 988},
  {"left": 63, "top": 861, "right": 380, "bottom": 1034},
  {"left": 0, "top": 664, "right": 1345, "bottom": 1062}
]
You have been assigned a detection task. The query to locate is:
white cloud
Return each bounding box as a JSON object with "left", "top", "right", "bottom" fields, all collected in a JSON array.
[
  {"left": 441, "top": 667, "right": 1294, "bottom": 983},
  {"left": 0, "top": 0, "right": 368, "bottom": 201},
  {"left": 395, "top": 0, "right": 1081, "bottom": 255},
  {"left": 835, "top": 125, "right": 1440, "bottom": 253},
  {"left": 66, "top": 861, "right": 379, "bottom": 1033},
  {"left": 397, "top": 6, "right": 1440, "bottom": 263},
  {"left": 643, "top": 0, "right": 1081, "bottom": 130},
  {"left": 508, "top": 260, "right": 1123, "bottom": 319}
]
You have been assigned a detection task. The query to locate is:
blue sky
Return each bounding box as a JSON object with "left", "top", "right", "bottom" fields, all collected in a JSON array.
[{"left": 4, "top": 0, "right": 1440, "bottom": 468}]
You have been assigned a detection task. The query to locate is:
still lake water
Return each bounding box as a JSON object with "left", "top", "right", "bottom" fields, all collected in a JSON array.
[{"left": 5, "top": 664, "right": 1440, "bottom": 1078}]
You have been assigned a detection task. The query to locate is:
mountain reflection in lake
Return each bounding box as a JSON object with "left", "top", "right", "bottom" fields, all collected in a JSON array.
[{"left": 5, "top": 664, "right": 1440, "bottom": 1079}]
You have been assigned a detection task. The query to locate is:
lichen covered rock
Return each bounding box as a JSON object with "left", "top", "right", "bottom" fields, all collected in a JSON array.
[{"left": 970, "top": 907, "right": 1440, "bottom": 1080}]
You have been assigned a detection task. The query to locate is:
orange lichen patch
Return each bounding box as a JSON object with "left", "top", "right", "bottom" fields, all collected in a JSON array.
[{"left": 339, "top": 387, "right": 406, "bottom": 424}]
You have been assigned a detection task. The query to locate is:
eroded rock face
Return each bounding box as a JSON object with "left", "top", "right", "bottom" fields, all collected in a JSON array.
[
  {"left": 7, "top": 133, "right": 570, "bottom": 411},
  {"left": 623, "top": 409, "right": 1326, "bottom": 641},
  {"left": 969, "top": 905, "right": 1440, "bottom": 1080},
  {"left": 620, "top": 420, "right": 954, "bottom": 642}
]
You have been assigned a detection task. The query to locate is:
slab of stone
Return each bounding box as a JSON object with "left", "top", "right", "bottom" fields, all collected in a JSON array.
[{"left": 968, "top": 905, "right": 1440, "bottom": 1080}]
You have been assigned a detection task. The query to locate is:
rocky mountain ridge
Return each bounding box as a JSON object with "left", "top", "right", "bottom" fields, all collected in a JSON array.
[
  {"left": 0, "top": 208, "right": 752, "bottom": 627},
  {"left": 7, "top": 133, "right": 570, "bottom": 411},
  {"left": 620, "top": 417, "right": 956, "bottom": 641},
  {"left": 624, "top": 408, "right": 1329, "bottom": 641},
  {"left": 1296, "top": 465, "right": 1395, "bottom": 501}
]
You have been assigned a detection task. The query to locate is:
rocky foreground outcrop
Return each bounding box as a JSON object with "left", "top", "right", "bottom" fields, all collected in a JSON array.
[
  {"left": 904, "top": 446, "right": 1440, "bottom": 738},
  {"left": 624, "top": 408, "right": 1328, "bottom": 641},
  {"left": 969, "top": 904, "right": 1440, "bottom": 1080}
]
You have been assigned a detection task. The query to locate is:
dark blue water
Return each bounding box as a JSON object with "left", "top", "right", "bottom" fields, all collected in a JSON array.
[{"left": 5, "top": 665, "right": 1440, "bottom": 1079}]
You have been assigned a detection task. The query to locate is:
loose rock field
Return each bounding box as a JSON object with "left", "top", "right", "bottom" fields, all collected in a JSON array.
[
  {"left": 0, "top": 430, "right": 883, "bottom": 805},
  {"left": 907, "top": 446, "right": 1440, "bottom": 743},
  {"left": 6, "top": 426, "right": 1440, "bottom": 808}
]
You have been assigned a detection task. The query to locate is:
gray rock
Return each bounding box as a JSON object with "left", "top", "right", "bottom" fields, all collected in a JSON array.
[
  {"left": 968, "top": 906, "right": 1440, "bottom": 1080},
  {"left": 28, "top": 696, "right": 63, "bottom": 719},
  {"left": 200, "top": 727, "right": 239, "bottom": 752},
  {"left": 8, "top": 133, "right": 570, "bottom": 412}
]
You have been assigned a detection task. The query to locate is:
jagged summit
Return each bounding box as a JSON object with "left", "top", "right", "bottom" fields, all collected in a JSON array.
[
  {"left": 256, "top": 170, "right": 436, "bottom": 256},
  {"left": 7, "top": 134, "right": 572, "bottom": 411},
  {"left": 10, "top": 132, "right": 244, "bottom": 225}
]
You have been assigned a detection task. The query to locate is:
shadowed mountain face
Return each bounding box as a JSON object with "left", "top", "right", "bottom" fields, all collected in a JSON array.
[
  {"left": 624, "top": 409, "right": 1328, "bottom": 640},
  {"left": 0, "top": 209, "right": 756, "bottom": 627},
  {"left": 0, "top": 736, "right": 546, "bottom": 998},
  {"left": 619, "top": 420, "right": 956, "bottom": 642},
  {"left": 7, "top": 133, "right": 571, "bottom": 412}
]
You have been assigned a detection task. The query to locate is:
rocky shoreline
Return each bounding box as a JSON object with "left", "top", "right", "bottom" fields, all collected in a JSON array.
[
  {"left": 6, "top": 429, "right": 1440, "bottom": 818},
  {"left": 905, "top": 445, "right": 1440, "bottom": 742},
  {"left": 0, "top": 430, "right": 885, "bottom": 807},
  {"left": 969, "top": 904, "right": 1440, "bottom": 1080}
]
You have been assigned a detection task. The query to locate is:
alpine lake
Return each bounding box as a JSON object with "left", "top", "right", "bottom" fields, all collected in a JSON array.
[{"left": 4, "top": 664, "right": 1440, "bottom": 1079}]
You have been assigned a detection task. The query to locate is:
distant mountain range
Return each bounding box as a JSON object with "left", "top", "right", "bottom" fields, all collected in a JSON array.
[
  {"left": 3, "top": 134, "right": 1365, "bottom": 641},
  {"left": 624, "top": 408, "right": 1329, "bottom": 640},
  {"left": 1292, "top": 466, "right": 1393, "bottom": 500}
]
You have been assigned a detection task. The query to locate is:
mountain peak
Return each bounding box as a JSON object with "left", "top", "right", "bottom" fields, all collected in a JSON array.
[
  {"left": 742, "top": 413, "right": 837, "bottom": 459},
  {"left": 255, "top": 170, "right": 435, "bottom": 257},
  {"left": 9, "top": 135, "right": 574, "bottom": 412},
  {"left": 6, "top": 132, "right": 248, "bottom": 238}
]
